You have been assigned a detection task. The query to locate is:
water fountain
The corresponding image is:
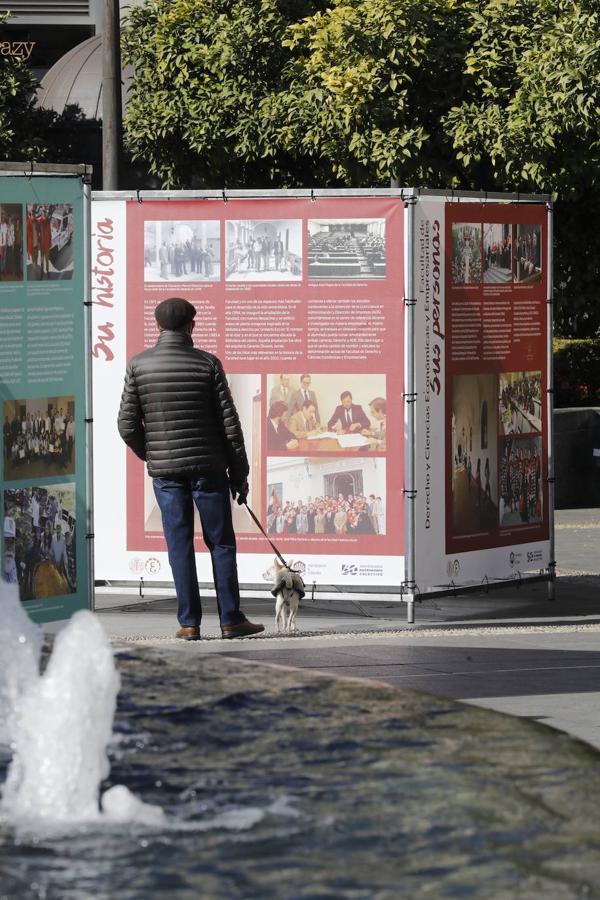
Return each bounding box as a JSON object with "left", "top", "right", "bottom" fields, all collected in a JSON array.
[
  {"left": 0, "top": 583, "right": 163, "bottom": 832},
  {"left": 3, "top": 580, "right": 600, "bottom": 897},
  {"left": 0, "top": 582, "right": 41, "bottom": 747}
]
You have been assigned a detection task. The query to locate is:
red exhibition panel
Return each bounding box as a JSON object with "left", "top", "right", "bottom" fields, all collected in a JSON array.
[
  {"left": 123, "top": 197, "right": 405, "bottom": 561},
  {"left": 445, "top": 202, "right": 549, "bottom": 554}
]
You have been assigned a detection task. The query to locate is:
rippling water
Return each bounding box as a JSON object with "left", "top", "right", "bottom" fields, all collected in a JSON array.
[{"left": 2, "top": 647, "right": 600, "bottom": 899}]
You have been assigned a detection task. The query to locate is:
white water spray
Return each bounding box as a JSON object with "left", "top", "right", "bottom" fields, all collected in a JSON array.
[
  {"left": 0, "top": 588, "right": 164, "bottom": 831},
  {"left": 0, "top": 583, "right": 42, "bottom": 747}
]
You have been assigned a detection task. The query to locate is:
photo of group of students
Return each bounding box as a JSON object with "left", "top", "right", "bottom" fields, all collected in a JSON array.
[
  {"left": 266, "top": 493, "right": 384, "bottom": 535},
  {"left": 499, "top": 371, "right": 542, "bottom": 436},
  {"left": 266, "top": 455, "right": 386, "bottom": 535},
  {"left": 4, "top": 483, "right": 76, "bottom": 601},
  {"left": 450, "top": 371, "right": 545, "bottom": 538},
  {"left": 499, "top": 436, "right": 543, "bottom": 526},
  {"left": 3, "top": 397, "right": 75, "bottom": 481},
  {"left": 452, "top": 221, "right": 542, "bottom": 288},
  {"left": 26, "top": 203, "right": 73, "bottom": 280},
  {"left": 307, "top": 219, "right": 386, "bottom": 279},
  {"left": 226, "top": 219, "right": 302, "bottom": 281},
  {"left": 0, "top": 203, "right": 23, "bottom": 281},
  {"left": 266, "top": 373, "right": 387, "bottom": 453},
  {"left": 144, "top": 220, "right": 220, "bottom": 282}
]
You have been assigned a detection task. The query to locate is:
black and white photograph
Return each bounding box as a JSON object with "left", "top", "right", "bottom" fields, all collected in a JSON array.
[
  {"left": 308, "top": 219, "right": 386, "bottom": 279},
  {"left": 451, "top": 223, "right": 482, "bottom": 286},
  {"left": 267, "top": 373, "right": 387, "bottom": 453},
  {"left": 3, "top": 397, "right": 75, "bottom": 480},
  {"left": 226, "top": 220, "right": 302, "bottom": 281},
  {"left": 483, "top": 223, "right": 512, "bottom": 284},
  {"left": 499, "top": 436, "right": 543, "bottom": 527},
  {"left": 26, "top": 204, "right": 73, "bottom": 280},
  {"left": 266, "top": 456, "right": 386, "bottom": 535},
  {"left": 0, "top": 204, "right": 23, "bottom": 281},
  {"left": 499, "top": 371, "right": 542, "bottom": 436},
  {"left": 514, "top": 223, "right": 542, "bottom": 284},
  {"left": 144, "top": 220, "right": 221, "bottom": 282},
  {"left": 451, "top": 373, "right": 498, "bottom": 535},
  {"left": 4, "top": 483, "right": 76, "bottom": 600}
]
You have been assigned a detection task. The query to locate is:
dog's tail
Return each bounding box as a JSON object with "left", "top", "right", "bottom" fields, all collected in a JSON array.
[{"left": 282, "top": 572, "right": 294, "bottom": 590}]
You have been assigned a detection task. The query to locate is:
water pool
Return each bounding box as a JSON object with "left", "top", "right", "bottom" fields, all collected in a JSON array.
[{"left": 2, "top": 646, "right": 600, "bottom": 899}]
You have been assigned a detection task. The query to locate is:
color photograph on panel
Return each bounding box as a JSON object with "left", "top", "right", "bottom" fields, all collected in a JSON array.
[
  {"left": 450, "top": 373, "right": 498, "bottom": 535},
  {"left": 483, "top": 223, "right": 512, "bottom": 284},
  {"left": 0, "top": 203, "right": 23, "bottom": 281},
  {"left": 3, "top": 396, "right": 75, "bottom": 480},
  {"left": 266, "top": 373, "right": 386, "bottom": 453},
  {"left": 4, "top": 483, "right": 76, "bottom": 599},
  {"left": 499, "top": 436, "right": 543, "bottom": 527},
  {"left": 498, "top": 372, "right": 542, "bottom": 436},
  {"left": 514, "top": 223, "right": 542, "bottom": 284},
  {"left": 451, "top": 223, "right": 482, "bottom": 286},
  {"left": 266, "top": 456, "right": 386, "bottom": 535},
  {"left": 26, "top": 203, "right": 74, "bottom": 280}
]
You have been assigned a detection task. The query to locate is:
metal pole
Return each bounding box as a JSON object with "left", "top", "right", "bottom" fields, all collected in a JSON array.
[
  {"left": 102, "top": 0, "right": 122, "bottom": 190},
  {"left": 405, "top": 196, "right": 417, "bottom": 623},
  {"left": 82, "top": 175, "right": 95, "bottom": 611},
  {"left": 547, "top": 200, "right": 556, "bottom": 600}
]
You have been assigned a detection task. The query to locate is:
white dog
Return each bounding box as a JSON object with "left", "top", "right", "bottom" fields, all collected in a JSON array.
[{"left": 263, "top": 558, "right": 305, "bottom": 633}]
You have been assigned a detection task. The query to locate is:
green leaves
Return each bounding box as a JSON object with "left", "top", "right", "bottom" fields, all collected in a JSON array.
[
  {"left": 0, "top": 52, "right": 55, "bottom": 163},
  {"left": 120, "top": 0, "right": 472, "bottom": 187},
  {"left": 119, "top": 0, "right": 600, "bottom": 335},
  {"left": 121, "top": 0, "right": 330, "bottom": 187}
]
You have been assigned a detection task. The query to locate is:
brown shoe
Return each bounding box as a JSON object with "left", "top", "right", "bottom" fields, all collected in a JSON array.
[
  {"left": 221, "top": 620, "right": 265, "bottom": 639},
  {"left": 176, "top": 625, "right": 201, "bottom": 641}
]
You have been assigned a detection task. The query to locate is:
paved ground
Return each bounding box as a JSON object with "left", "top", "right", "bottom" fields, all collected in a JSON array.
[{"left": 92, "top": 508, "right": 600, "bottom": 749}]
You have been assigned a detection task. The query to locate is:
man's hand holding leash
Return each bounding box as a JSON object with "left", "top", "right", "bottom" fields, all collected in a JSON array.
[{"left": 230, "top": 480, "right": 249, "bottom": 505}]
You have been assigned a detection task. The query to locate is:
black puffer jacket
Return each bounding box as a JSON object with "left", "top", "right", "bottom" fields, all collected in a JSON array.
[{"left": 117, "top": 330, "right": 249, "bottom": 483}]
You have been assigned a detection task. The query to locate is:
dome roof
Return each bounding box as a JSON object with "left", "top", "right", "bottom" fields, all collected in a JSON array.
[{"left": 37, "top": 35, "right": 131, "bottom": 120}]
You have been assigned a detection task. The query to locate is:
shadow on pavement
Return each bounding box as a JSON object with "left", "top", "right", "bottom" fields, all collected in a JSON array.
[{"left": 216, "top": 643, "right": 600, "bottom": 700}]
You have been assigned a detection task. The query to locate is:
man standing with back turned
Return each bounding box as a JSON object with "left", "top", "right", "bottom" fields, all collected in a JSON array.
[{"left": 117, "top": 297, "right": 264, "bottom": 641}]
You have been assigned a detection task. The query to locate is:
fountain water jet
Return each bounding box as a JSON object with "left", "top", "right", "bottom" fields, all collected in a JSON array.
[
  {"left": 0, "top": 582, "right": 42, "bottom": 747},
  {"left": 0, "top": 589, "right": 164, "bottom": 832}
]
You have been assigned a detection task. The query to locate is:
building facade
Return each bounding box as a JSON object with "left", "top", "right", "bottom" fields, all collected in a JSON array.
[{"left": 0, "top": 1, "right": 103, "bottom": 81}]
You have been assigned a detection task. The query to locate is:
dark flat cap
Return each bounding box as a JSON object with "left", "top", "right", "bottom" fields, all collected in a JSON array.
[{"left": 154, "top": 297, "right": 196, "bottom": 331}]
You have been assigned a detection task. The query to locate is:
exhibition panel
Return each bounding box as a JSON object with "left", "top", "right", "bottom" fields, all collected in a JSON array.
[
  {"left": 90, "top": 188, "right": 552, "bottom": 616},
  {"left": 91, "top": 192, "right": 405, "bottom": 590},
  {"left": 0, "top": 165, "right": 92, "bottom": 623}
]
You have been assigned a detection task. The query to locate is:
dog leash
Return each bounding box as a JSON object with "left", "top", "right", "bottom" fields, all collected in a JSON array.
[{"left": 242, "top": 501, "right": 297, "bottom": 572}]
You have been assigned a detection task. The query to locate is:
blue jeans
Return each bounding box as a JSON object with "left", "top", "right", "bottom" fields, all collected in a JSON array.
[{"left": 152, "top": 473, "right": 244, "bottom": 628}]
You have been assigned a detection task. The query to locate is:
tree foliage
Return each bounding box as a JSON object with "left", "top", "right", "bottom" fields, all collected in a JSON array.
[
  {"left": 445, "top": 0, "right": 600, "bottom": 194},
  {"left": 121, "top": 0, "right": 331, "bottom": 187},
  {"left": 443, "top": 0, "right": 600, "bottom": 336},
  {"left": 122, "top": 0, "right": 474, "bottom": 187},
  {"left": 0, "top": 16, "right": 50, "bottom": 163},
  {"left": 268, "top": 0, "right": 473, "bottom": 185},
  {"left": 121, "top": 0, "right": 600, "bottom": 336}
]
